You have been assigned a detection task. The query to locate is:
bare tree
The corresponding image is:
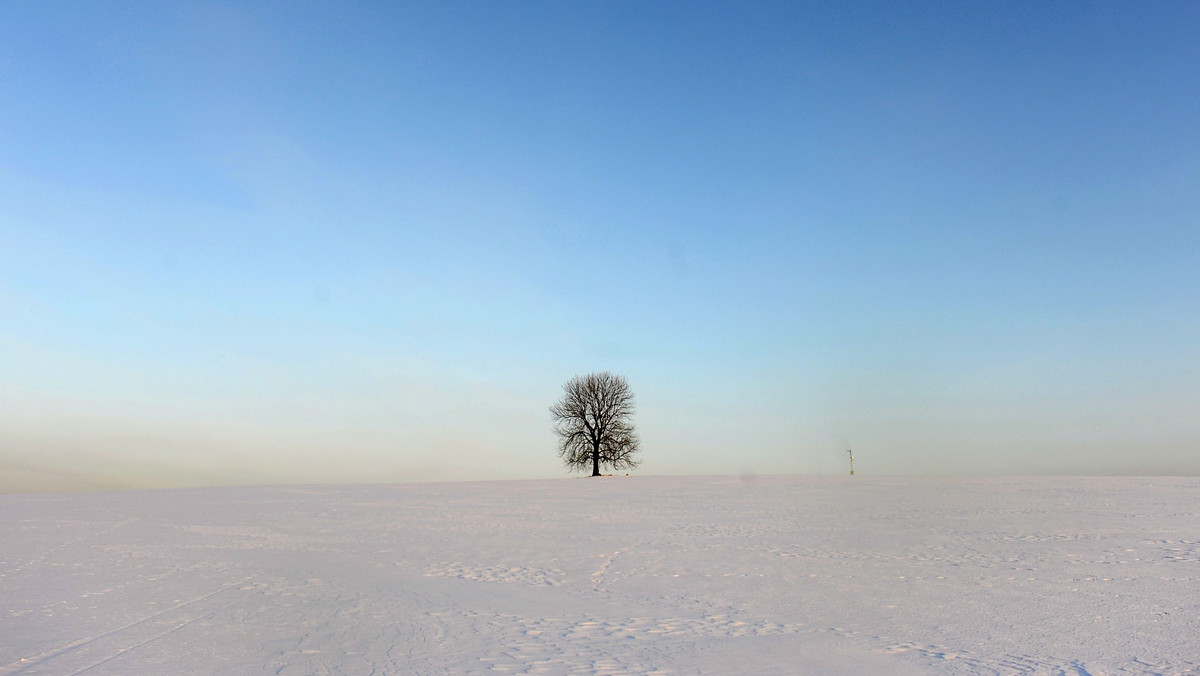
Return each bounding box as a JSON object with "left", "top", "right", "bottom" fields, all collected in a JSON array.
[{"left": 550, "top": 372, "right": 640, "bottom": 476}]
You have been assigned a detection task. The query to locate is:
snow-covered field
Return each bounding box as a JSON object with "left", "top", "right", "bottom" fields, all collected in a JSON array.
[{"left": 2, "top": 476, "right": 1197, "bottom": 675}]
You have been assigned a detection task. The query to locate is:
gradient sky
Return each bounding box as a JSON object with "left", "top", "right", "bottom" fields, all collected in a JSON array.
[{"left": 2, "top": 1, "right": 1198, "bottom": 490}]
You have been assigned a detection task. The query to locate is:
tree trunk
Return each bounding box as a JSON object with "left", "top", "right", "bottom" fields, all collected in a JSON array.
[{"left": 592, "top": 443, "right": 600, "bottom": 476}]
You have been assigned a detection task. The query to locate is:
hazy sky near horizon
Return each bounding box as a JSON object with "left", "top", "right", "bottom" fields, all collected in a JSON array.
[{"left": 2, "top": 1, "right": 1198, "bottom": 490}]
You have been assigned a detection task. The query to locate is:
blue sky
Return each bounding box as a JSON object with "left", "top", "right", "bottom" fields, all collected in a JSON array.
[{"left": 2, "top": 1, "right": 1198, "bottom": 489}]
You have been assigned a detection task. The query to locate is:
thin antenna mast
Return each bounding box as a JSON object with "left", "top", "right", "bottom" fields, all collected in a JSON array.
[{"left": 847, "top": 448, "right": 854, "bottom": 476}]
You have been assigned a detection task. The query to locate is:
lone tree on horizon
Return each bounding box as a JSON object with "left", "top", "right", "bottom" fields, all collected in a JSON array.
[{"left": 550, "top": 372, "right": 641, "bottom": 476}]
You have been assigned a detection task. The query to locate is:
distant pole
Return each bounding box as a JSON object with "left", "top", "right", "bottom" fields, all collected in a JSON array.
[{"left": 847, "top": 449, "right": 854, "bottom": 476}]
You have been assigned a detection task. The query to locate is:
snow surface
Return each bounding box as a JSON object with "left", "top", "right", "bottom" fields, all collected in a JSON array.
[{"left": 1, "top": 476, "right": 1198, "bottom": 675}]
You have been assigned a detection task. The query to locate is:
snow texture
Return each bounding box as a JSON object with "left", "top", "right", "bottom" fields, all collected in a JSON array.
[{"left": 1, "top": 476, "right": 1197, "bottom": 674}]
